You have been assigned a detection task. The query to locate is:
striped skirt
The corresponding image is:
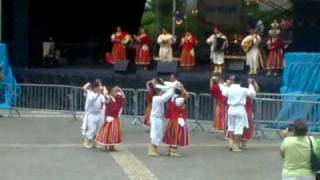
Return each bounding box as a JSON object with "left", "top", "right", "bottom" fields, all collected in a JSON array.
[
  {"left": 163, "top": 120, "right": 189, "bottom": 147},
  {"left": 96, "top": 117, "right": 122, "bottom": 145}
]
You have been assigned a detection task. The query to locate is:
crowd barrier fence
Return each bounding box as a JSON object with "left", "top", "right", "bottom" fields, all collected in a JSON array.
[{"left": 8, "top": 83, "right": 320, "bottom": 136}]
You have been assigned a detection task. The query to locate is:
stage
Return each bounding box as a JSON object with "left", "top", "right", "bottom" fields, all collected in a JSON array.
[{"left": 13, "top": 64, "right": 282, "bottom": 93}]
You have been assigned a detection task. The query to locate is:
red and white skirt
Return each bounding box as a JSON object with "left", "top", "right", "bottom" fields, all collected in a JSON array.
[
  {"left": 180, "top": 49, "right": 195, "bottom": 67},
  {"left": 112, "top": 43, "right": 127, "bottom": 63},
  {"left": 135, "top": 45, "right": 150, "bottom": 65},
  {"left": 96, "top": 116, "right": 122, "bottom": 145},
  {"left": 163, "top": 120, "right": 189, "bottom": 147}
]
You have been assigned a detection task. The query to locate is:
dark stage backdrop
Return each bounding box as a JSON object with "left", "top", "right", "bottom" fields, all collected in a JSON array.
[{"left": 2, "top": 0, "right": 146, "bottom": 67}]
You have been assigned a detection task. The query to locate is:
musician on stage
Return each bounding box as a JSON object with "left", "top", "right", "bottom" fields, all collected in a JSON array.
[
  {"left": 206, "top": 26, "right": 228, "bottom": 74},
  {"left": 111, "top": 26, "right": 130, "bottom": 63},
  {"left": 180, "top": 31, "right": 197, "bottom": 69},
  {"left": 266, "top": 20, "right": 285, "bottom": 76},
  {"left": 241, "top": 28, "right": 261, "bottom": 75},
  {"left": 157, "top": 28, "right": 175, "bottom": 61},
  {"left": 134, "top": 28, "right": 152, "bottom": 70}
]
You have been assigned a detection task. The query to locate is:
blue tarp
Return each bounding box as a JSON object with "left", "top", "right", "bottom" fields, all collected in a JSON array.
[
  {"left": 271, "top": 53, "right": 320, "bottom": 131},
  {"left": 0, "top": 43, "right": 20, "bottom": 109},
  {"left": 281, "top": 53, "right": 320, "bottom": 94}
]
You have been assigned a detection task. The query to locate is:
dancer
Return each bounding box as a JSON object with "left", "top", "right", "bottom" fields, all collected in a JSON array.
[
  {"left": 220, "top": 76, "right": 256, "bottom": 152},
  {"left": 242, "top": 28, "right": 261, "bottom": 75},
  {"left": 143, "top": 79, "right": 155, "bottom": 129},
  {"left": 210, "top": 76, "right": 228, "bottom": 132},
  {"left": 81, "top": 81, "right": 106, "bottom": 149},
  {"left": 148, "top": 82, "right": 179, "bottom": 156},
  {"left": 206, "top": 26, "right": 228, "bottom": 74},
  {"left": 134, "top": 28, "right": 152, "bottom": 70},
  {"left": 111, "top": 26, "right": 130, "bottom": 63},
  {"left": 180, "top": 31, "right": 197, "bottom": 68},
  {"left": 241, "top": 80, "right": 259, "bottom": 149},
  {"left": 96, "top": 86, "right": 125, "bottom": 151},
  {"left": 163, "top": 87, "right": 189, "bottom": 157},
  {"left": 157, "top": 28, "right": 174, "bottom": 61},
  {"left": 266, "top": 20, "right": 285, "bottom": 76}
]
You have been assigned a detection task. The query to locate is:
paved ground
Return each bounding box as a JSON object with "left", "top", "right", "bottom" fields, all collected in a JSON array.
[{"left": 0, "top": 111, "right": 283, "bottom": 180}]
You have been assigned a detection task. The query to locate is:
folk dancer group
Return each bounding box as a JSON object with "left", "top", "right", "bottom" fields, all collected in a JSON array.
[
  {"left": 81, "top": 80, "right": 125, "bottom": 151},
  {"left": 210, "top": 75, "right": 259, "bottom": 151},
  {"left": 110, "top": 21, "right": 285, "bottom": 75},
  {"left": 143, "top": 74, "right": 189, "bottom": 156},
  {"left": 110, "top": 26, "right": 198, "bottom": 69}
]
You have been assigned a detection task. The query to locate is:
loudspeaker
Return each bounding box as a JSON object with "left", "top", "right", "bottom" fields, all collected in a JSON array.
[
  {"left": 226, "top": 61, "right": 246, "bottom": 72},
  {"left": 113, "top": 60, "right": 135, "bottom": 73},
  {"left": 157, "top": 62, "right": 177, "bottom": 74}
]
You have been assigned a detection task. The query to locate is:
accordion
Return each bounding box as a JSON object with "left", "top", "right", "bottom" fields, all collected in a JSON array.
[{"left": 213, "top": 37, "right": 226, "bottom": 52}]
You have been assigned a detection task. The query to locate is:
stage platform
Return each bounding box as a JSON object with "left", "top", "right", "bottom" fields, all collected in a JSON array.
[{"left": 13, "top": 65, "right": 282, "bottom": 93}]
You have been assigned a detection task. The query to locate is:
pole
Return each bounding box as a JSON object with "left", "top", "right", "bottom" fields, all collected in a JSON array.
[{"left": 172, "top": 0, "right": 176, "bottom": 36}]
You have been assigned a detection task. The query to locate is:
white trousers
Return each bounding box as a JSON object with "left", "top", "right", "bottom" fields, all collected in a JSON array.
[
  {"left": 159, "top": 47, "right": 173, "bottom": 61},
  {"left": 282, "top": 175, "right": 315, "bottom": 180},
  {"left": 150, "top": 117, "right": 164, "bottom": 146},
  {"left": 227, "top": 105, "right": 248, "bottom": 135},
  {"left": 246, "top": 47, "right": 260, "bottom": 70},
  {"left": 81, "top": 112, "right": 103, "bottom": 140}
]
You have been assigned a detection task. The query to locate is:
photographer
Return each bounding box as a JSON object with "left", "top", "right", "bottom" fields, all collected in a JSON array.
[{"left": 280, "top": 120, "right": 318, "bottom": 180}]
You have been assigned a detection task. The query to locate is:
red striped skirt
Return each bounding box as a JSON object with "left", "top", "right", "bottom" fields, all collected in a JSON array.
[
  {"left": 180, "top": 49, "right": 195, "bottom": 67},
  {"left": 112, "top": 44, "right": 127, "bottom": 62},
  {"left": 163, "top": 120, "right": 189, "bottom": 147},
  {"left": 95, "top": 117, "right": 122, "bottom": 145},
  {"left": 213, "top": 100, "right": 227, "bottom": 132},
  {"left": 135, "top": 46, "right": 150, "bottom": 65}
]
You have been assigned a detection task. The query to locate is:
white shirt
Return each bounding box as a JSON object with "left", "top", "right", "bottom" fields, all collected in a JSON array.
[
  {"left": 150, "top": 89, "right": 175, "bottom": 118},
  {"left": 220, "top": 84, "right": 256, "bottom": 106},
  {"left": 157, "top": 33, "right": 174, "bottom": 47},
  {"left": 85, "top": 90, "right": 105, "bottom": 114},
  {"left": 206, "top": 33, "right": 227, "bottom": 51}
]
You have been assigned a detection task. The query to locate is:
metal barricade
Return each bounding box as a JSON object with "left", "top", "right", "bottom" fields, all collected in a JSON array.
[
  {"left": 131, "top": 89, "right": 148, "bottom": 125},
  {"left": 16, "top": 84, "right": 76, "bottom": 112},
  {"left": 194, "top": 93, "right": 214, "bottom": 131},
  {"left": 253, "top": 95, "right": 320, "bottom": 135},
  {"left": 122, "top": 88, "right": 136, "bottom": 120}
]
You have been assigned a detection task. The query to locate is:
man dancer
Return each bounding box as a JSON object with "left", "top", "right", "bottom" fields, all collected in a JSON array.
[
  {"left": 81, "top": 81, "right": 106, "bottom": 149},
  {"left": 148, "top": 81, "right": 178, "bottom": 156},
  {"left": 220, "top": 76, "right": 256, "bottom": 152}
]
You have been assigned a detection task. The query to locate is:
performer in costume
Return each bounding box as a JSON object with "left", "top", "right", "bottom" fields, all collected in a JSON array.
[
  {"left": 210, "top": 76, "right": 228, "bottom": 132},
  {"left": 157, "top": 28, "right": 174, "bottom": 61},
  {"left": 241, "top": 80, "right": 259, "bottom": 149},
  {"left": 148, "top": 81, "right": 179, "bottom": 156},
  {"left": 81, "top": 81, "right": 106, "bottom": 149},
  {"left": 266, "top": 20, "right": 285, "bottom": 76},
  {"left": 111, "top": 26, "right": 130, "bottom": 63},
  {"left": 180, "top": 31, "right": 197, "bottom": 68},
  {"left": 143, "top": 79, "right": 156, "bottom": 129},
  {"left": 96, "top": 86, "right": 125, "bottom": 151},
  {"left": 163, "top": 87, "right": 189, "bottom": 157},
  {"left": 134, "top": 28, "right": 152, "bottom": 70},
  {"left": 220, "top": 76, "right": 256, "bottom": 152},
  {"left": 241, "top": 28, "right": 261, "bottom": 75},
  {"left": 206, "top": 26, "right": 228, "bottom": 74}
]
